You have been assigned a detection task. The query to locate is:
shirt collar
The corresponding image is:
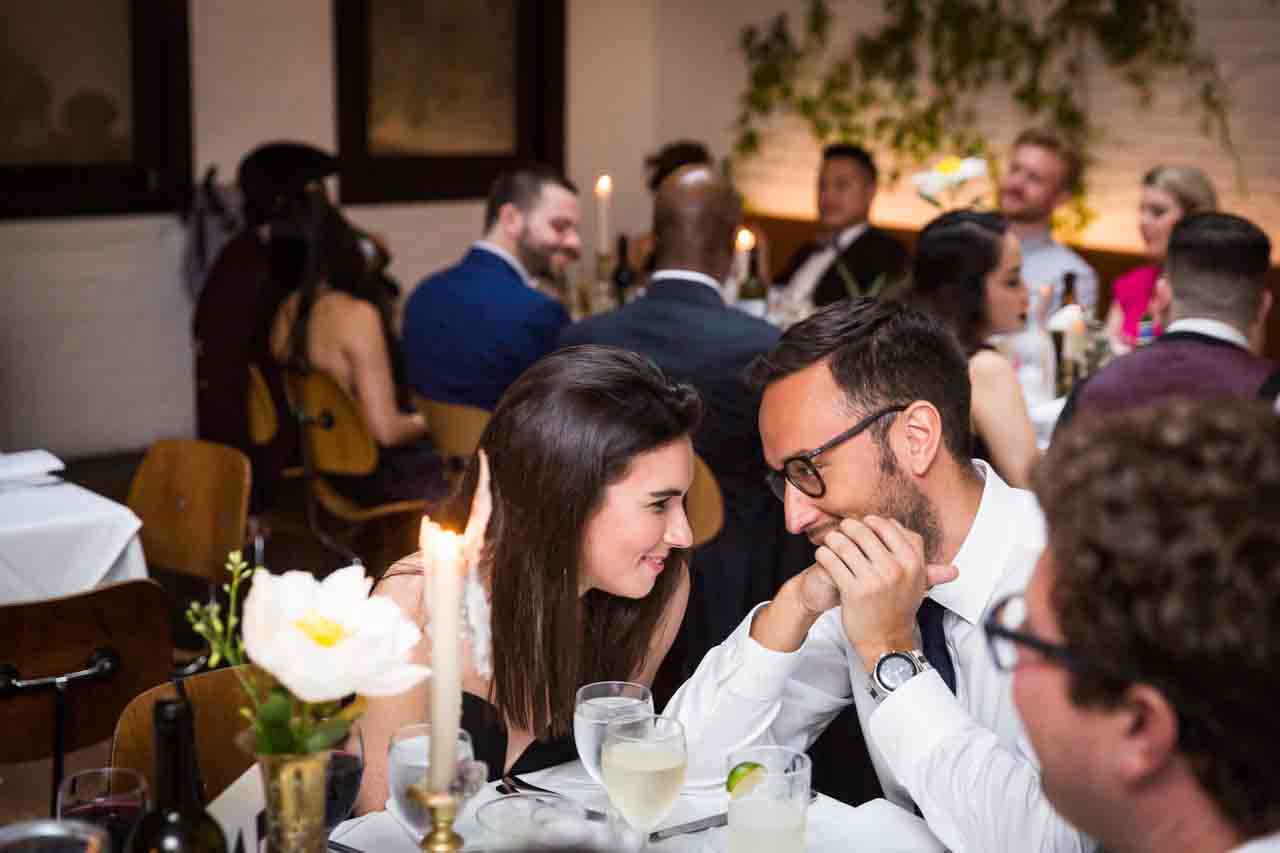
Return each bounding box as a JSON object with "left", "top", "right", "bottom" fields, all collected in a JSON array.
[
  {"left": 833, "top": 222, "right": 869, "bottom": 251},
  {"left": 927, "top": 460, "right": 1033, "bottom": 625},
  {"left": 472, "top": 240, "right": 534, "bottom": 289},
  {"left": 1166, "top": 317, "right": 1250, "bottom": 349},
  {"left": 650, "top": 269, "right": 724, "bottom": 296}
]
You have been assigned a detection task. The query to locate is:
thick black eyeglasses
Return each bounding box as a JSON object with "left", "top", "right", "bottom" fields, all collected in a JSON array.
[
  {"left": 765, "top": 404, "right": 907, "bottom": 500},
  {"left": 983, "top": 593, "right": 1080, "bottom": 672}
]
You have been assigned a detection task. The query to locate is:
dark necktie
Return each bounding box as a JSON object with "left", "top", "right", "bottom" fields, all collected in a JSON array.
[{"left": 916, "top": 597, "right": 957, "bottom": 694}]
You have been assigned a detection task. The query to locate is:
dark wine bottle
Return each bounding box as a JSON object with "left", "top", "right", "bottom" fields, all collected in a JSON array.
[
  {"left": 1060, "top": 271, "right": 1077, "bottom": 309},
  {"left": 125, "top": 698, "right": 228, "bottom": 853},
  {"left": 612, "top": 234, "right": 633, "bottom": 305}
]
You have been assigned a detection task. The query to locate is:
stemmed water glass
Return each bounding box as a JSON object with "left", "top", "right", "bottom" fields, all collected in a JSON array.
[
  {"left": 387, "top": 723, "right": 487, "bottom": 836},
  {"left": 600, "top": 715, "right": 686, "bottom": 845},
  {"left": 573, "top": 681, "right": 654, "bottom": 786}
]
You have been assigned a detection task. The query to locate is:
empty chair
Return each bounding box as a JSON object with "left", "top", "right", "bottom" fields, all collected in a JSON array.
[
  {"left": 284, "top": 370, "right": 429, "bottom": 567},
  {"left": 111, "top": 665, "right": 257, "bottom": 804},
  {"left": 411, "top": 395, "right": 490, "bottom": 482},
  {"left": 0, "top": 579, "right": 174, "bottom": 815},
  {"left": 686, "top": 453, "right": 724, "bottom": 548}
]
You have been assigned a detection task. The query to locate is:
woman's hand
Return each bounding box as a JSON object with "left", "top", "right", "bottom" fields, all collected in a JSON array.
[{"left": 463, "top": 449, "right": 492, "bottom": 567}]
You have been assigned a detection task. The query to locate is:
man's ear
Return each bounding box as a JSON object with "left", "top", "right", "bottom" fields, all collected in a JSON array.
[
  {"left": 1113, "top": 683, "right": 1180, "bottom": 786},
  {"left": 897, "top": 401, "right": 943, "bottom": 476},
  {"left": 496, "top": 202, "right": 524, "bottom": 238}
]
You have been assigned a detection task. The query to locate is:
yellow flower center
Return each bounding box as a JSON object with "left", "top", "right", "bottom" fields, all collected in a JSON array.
[
  {"left": 294, "top": 613, "right": 349, "bottom": 647},
  {"left": 936, "top": 156, "right": 963, "bottom": 175}
]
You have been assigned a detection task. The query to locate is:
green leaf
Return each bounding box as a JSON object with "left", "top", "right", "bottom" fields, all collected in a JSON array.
[{"left": 302, "top": 718, "right": 352, "bottom": 753}]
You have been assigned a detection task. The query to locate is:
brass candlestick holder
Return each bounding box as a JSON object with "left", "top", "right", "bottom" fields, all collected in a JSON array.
[{"left": 408, "top": 782, "right": 464, "bottom": 852}]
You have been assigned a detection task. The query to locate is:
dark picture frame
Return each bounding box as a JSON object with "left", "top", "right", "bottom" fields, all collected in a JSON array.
[
  {"left": 0, "top": 1, "right": 192, "bottom": 220},
  {"left": 334, "top": 0, "right": 565, "bottom": 204}
]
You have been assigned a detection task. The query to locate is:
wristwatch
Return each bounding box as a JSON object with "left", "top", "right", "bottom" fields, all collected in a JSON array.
[{"left": 867, "top": 650, "right": 932, "bottom": 702}]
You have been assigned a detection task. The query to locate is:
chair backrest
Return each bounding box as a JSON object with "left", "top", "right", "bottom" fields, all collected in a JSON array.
[
  {"left": 126, "top": 439, "right": 251, "bottom": 583},
  {"left": 687, "top": 454, "right": 724, "bottom": 549},
  {"left": 412, "top": 395, "right": 490, "bottom": 463},
  {"left": 0, "top": 579, "right": 174, "bottom": 763},
  {"left": 284, "top": 370, "right": 378, "bottom": 476},
  {"left": 111, "top": 665, "right": 257, "bottom": 803},
  {"left": 246, "top": 363, "right": 278, "bottom": 446}
]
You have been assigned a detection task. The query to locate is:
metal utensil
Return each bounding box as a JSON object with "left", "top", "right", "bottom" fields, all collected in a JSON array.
[
  {"left": 649, "top": 812, "right": 728, "bottom": 843},
  {"left": 500, "top": 773, "right": 610, "bottom": 821},
  {"left": 327, "top": 840, "right": 364, "bottom": 853}
]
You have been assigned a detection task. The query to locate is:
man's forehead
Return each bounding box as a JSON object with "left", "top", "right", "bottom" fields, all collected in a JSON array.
[{"left": 760, "top": 363, "right": 849, "bottom": 457}]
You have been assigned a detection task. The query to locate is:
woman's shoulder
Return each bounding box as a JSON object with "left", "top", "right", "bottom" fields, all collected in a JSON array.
[
  {"left": 969, "top": 347, "right": 1018, "bottom": 386},
  {"left": 373, "top": 554, "right": 425, "bottom": 606}
]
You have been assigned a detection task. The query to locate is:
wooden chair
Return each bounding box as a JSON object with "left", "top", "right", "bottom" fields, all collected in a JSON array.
[
  {"left": 411, "top": 395, "right": 490, "bottom": 483},
  {"left": 111, "top": 665, "right": 258, "bottom": 804},
  {"left": 686, "top": 453, "right": 724, "bottom": 549},
  {"left": 284, "top": 370, "right": 429, "bottom": 565},
  {"left": 246, "top": 363, "right": 278, "bottom": 447},
  {"left": 0, "top": 579, "right": 174, "bottom": 815},
  {"left": 126, "top": 438, "right": 252, "bottom": 585}
]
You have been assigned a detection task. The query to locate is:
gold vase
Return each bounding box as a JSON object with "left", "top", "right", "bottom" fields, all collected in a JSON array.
[{"left": 256, "top": 750, "right": 329, "bottom": 853}]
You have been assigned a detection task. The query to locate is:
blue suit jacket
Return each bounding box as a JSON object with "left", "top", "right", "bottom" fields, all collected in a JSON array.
[{"left": 403, "top": 247, "right": 569, "bottom": 410}]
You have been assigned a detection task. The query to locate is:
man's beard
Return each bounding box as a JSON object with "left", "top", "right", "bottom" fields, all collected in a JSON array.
[
  {"left": 873, "top": 448, "right": 943, "bottom": 563},
  {"left": 515, "top": 226, "right": 556, "bottom": 280}
]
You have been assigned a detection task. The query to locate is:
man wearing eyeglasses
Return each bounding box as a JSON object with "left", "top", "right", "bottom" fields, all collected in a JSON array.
[
  {"left": 667, "top": 299, "right": 1092, "bottom": 852},
  {"left": 986, "top": 399, "right": 1280, "bottom": 853}
]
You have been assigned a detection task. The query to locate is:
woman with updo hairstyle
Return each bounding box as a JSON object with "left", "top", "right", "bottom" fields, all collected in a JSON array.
[
  {"left": 356, "top": 345, "right": 701, "bottom": 814},
  {"left": 1106, "top": 165, "right": 1217, "bottom": 349},
  {"left": 895, "top": 209, "right": 1039, "bottom": 487}
]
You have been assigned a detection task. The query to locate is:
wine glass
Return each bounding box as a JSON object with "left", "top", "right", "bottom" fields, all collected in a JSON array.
[
  {"left": 56, "top": 768, "right": 149, "bottom": 853},
  {"left": 600, "top": 715, "right": 686, "bottom": 843},
  {"left": 0, "top": 820, "right": 110, "bottom": 853},
  {"left": 573, "top": 681, "right": 654, "bottom": 786},
  {"left": 324, "top": 723, "right": 365, "bottom": 832},
  {"left": 387, "top": 724, "right": 487, "bottom": 836}
]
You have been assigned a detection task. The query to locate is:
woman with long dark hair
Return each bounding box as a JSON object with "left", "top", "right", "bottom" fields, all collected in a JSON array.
[
  {"left": 356, "top": 345, "right": 701, "bottom": 814},
  {"left": 268, "top": 196, "right": 447, "bottom": 506},
  {"left": 895, "top": 209, "right": 1039, "bottom": 486}
]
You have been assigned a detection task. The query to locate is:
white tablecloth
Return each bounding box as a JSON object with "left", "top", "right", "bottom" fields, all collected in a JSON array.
[
  {"left": 210, "top": 759, "right": 944, "bottom": 852},
  {"left": 0, "top": 478, "right": 148, "bottom": 605}
]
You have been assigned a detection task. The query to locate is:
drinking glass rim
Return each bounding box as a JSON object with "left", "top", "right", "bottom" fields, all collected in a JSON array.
[
  {"left": 575, "top": 680, "right": 652, "bottom": 702},
  {"left": 727, "top": 745, "right": 812, "bottom": 775},
  {"left": 61, "top": 766, "right": 148, "bottom": 793},
  {"left": 475, "top": 792, "right": 568, "bottom": 835},
  {"left": 603, "top": 714, "right": 684, "bottom": 743}
]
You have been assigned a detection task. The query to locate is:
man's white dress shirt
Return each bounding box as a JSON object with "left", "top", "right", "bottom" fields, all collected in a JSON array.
[
  {"left": 785, "top": 223, "right": 869, "bottom": 305},
  {"left": 666, "top": 461, "right": 1093, "bottom": 853}
]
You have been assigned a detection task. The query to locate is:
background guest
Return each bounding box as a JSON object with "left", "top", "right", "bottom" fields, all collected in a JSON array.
[
  {"left": 1057, "top": 212, "right": 1275, "bottom": 429},
  {"left": 358, "top": 346, "right": 700, "bottom": 813},
  {"left": 402, "top": 165, "right": 581, "bottom": 410},
  {"left": 1002, "top": 398, "right": 1280, "bottom": 853},
  {"left": 1105, "top": 165, "right": 1218, "bottom": 349},
  {"left": 774, "top": 144, "right": 909, "bottom": 312},
  {"left": 894, "top": 210, "right": 1039, "bottom": 487},
  {"left": 269, "top": 196, "right": 448, "bottom": 508},
  {"left": 998, "top": 127, "right": 1098, "bottom": 317}
]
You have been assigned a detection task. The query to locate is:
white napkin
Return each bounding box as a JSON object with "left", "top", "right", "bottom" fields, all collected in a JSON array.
[
  {"left": 1046, "top": 303, "right": 1084, "bottom": 332},
  {"left": 0, "top": 449, "right": 65, "bottom": 481}
]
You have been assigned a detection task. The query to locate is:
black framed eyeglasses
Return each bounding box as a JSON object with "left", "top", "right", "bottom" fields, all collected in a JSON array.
[
  {"left": 765, "top": 404, "right": 907, "bottom": 501},
  {"left": 983, "top": 593, "right": 1080, "bottom": 672}
]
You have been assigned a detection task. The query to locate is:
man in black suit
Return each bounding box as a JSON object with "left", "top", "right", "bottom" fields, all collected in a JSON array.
[
  {"left": 560, "top": 165, "right": 805, "bottom": 673},
  {"left": 775, "top": 144, "right": 909, "bottom": 309}
]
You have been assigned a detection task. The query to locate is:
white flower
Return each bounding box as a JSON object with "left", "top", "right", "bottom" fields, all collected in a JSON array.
[
  {"left": 912, "top": 156, "right": 988, "bottom": 200},
  {"left": 242, "top": 564, "right": 430, "bottom": 704}
]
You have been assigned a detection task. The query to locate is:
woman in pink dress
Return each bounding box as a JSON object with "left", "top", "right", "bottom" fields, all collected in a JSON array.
[{"left": 1106, "top": 166, "right": 1217, "bottom": 348}]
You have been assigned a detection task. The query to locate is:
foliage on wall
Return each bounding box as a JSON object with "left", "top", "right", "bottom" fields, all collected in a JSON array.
[{"left": 734, "top": 0, "right": 1242, "bottom": 234}]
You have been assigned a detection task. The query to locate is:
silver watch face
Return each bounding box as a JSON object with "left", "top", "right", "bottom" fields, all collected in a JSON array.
[{"left": 877, "top": 653, "right": 919, "bottom": 691}]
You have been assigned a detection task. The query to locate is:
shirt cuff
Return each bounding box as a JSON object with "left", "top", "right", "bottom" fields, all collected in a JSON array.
[
  {"left": 867, "top": 668, "right": 968, "bottom": 773},
  {"left": 718, "top": 602, "right": 805, "bottom": 702}
]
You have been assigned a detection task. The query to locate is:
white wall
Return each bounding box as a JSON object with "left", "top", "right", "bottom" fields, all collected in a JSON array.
[{"left": 0, "top": 0, "right": 658, "bottom": 458}]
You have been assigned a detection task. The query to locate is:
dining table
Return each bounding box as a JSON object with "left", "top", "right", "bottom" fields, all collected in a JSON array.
[
  {"left": 209, "top": 757, "right": 945, "bottom": 852},
  {"left": 0, "top": 451, "right": 148, "bottom": 605}
]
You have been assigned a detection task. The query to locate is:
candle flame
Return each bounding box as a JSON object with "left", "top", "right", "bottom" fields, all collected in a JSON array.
[
  {"left": 735, "top": 227, "right": 756, "bottom": 252},
  {"left": 420, "top": 519, "right": 463, "bottom": 562},
  {"left": 594, "top": 174, "right": 613, "bottom": 197}
]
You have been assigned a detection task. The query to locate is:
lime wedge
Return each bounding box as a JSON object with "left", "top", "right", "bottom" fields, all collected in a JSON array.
[{"left": 726, "top": 761, "right": 766, "bottom": 798}]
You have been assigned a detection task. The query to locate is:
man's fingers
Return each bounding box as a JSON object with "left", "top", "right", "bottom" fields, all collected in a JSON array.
[
  {"left": 926, "top": 562, "right": 960, "bottom": 589},
  {"left": 861, "top": 516, "right": 924, "bottom": 569},
  {"left": 814, "top": 544, "right": 863, "bottom": 597}
]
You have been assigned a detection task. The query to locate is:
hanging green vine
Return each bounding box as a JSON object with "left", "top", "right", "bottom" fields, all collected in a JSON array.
[{"left": 735, "top": 0, "right": 1241, "bottom": 236}]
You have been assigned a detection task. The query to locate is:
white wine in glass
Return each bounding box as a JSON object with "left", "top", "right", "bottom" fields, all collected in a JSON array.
[
  {"left": 601, "top": 715, "right": 686, "bottom": 837},
  {"left": 573, "top": 681, "right": 654, "bottom": 785}
]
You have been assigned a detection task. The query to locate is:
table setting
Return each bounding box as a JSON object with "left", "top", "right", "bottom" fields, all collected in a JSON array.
[{"left": 0, "top": 449, "right": 147, "bottom": 605}]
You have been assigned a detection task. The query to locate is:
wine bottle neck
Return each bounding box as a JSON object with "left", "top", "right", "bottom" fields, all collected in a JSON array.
[{"left": 154, "top": 713, "right": 201, "bottom": 811}]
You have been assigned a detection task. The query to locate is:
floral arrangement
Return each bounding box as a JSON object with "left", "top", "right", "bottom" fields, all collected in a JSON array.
[
  {"left": 911, "top": 156, "right": 988, "bottom": 209},
  {"left": 187, "top": 551, "right": 430, "bottom": 755}
]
